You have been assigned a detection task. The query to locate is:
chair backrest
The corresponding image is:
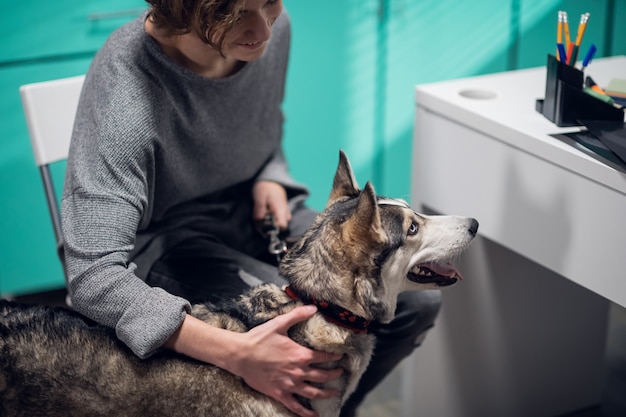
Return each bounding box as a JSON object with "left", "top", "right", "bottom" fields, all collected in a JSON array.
[
  {"left": 19, "top": 75, "right": 85, "bottom": 288},
  {"left": 20, "top": 75, "right": 85, "bottom": 167}
]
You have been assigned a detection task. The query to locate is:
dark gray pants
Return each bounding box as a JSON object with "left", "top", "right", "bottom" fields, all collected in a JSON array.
[{"left": 143, "top": 191, "right": 441, "bottom": 416}]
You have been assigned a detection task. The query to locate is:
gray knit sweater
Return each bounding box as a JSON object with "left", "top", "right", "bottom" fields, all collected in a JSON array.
[{"left": 62, "top": 11, "right": 306, "bottom": 358}]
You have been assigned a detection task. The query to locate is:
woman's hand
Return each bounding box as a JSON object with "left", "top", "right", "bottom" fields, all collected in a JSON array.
[
  {"left": 165, "top": 307, "right": 343, "bottom": 417},
  {"left": 229, "top": 306, "right": 344, "bottom": 417},
  {"left": 252, "top": 180, "right": 291, "bottom": 229}
]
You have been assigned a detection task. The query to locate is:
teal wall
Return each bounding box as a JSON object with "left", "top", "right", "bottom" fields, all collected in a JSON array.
[
  {"left": 283, "top": 0, "right": 626, "bottom": 209},
  {"left": 0, "top": 1, "right": 147, "bottom": 296},
  {"left": 1, "top": 0, "right": 624, "bottom": 296}
]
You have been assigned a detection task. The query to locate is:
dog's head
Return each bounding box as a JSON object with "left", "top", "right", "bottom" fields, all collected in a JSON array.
[{"left": 280, "top": 151, "right": 478, "bottom": 323}]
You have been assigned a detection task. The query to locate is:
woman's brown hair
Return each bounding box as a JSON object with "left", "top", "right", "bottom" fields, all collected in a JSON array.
[{"left": 145, "top": 0, "right": 246, "bottom": 55}]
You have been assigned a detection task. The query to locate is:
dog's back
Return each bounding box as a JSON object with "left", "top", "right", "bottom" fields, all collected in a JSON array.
[
  {"left": 0, "top": 300, "right": 160, "bottom": 416},
  {"left": 1, "top": 300, "right": 123, "bottom": 415},
  {"left": 0, "top": 299, "right": 292, "bottom": 417},
  {"left": 0, "top": 287, "right": 368, "bottom": 417}
]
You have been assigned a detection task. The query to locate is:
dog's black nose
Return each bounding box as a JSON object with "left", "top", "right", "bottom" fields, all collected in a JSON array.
[{"left": 468, "top": 219, "right": 479, "bottom": 237}]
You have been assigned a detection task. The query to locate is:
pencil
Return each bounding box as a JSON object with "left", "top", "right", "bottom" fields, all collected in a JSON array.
[
  {"left": 571, "top": 13, "right": 590, "bottom": 64},
  {"left": 556, "top": 11, "right": 564, "bottom": 60},
  {"left": 575, "top": 13, "right": 590, "bottom": 47},
  {"left": 563, "top": 11, "right": 571, "bottom": 48}
]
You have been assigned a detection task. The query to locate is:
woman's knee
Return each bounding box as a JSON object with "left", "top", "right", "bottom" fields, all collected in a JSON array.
[{"left": 398, "top": 289, "right": 442, "bottom": 324}]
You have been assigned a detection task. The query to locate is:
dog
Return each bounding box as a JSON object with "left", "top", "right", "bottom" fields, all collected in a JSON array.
[{"left": 0, "top": 150, "right": 478, "bottom": 417}]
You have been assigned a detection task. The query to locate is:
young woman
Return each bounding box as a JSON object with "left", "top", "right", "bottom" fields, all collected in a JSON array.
[{"left": 62, "top": 1, "right": 441, "bottom": 416}]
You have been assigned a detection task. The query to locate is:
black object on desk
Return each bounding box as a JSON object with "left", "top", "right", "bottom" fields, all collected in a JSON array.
[
  {"left": 581, "top": 120, "right": 626, "bottom": 165},
  {"left": 536, "top": 55, "right": 624, "bottom": 127},
  {"left": 551, "top": 121, "right": 626, "bottom": 173}
]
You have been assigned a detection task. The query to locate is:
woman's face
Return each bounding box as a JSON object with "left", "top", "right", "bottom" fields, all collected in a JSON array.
[{"left": 219, "top": 0, "right": 283, "bottom": 62}]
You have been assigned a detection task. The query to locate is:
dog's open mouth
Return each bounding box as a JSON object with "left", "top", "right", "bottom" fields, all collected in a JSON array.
[{"left": 408, "top": 262, "right": 463, "bottom": 286}]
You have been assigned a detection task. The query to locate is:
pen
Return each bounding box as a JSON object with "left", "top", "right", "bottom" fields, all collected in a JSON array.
[
  {"left": 566, "top": 42, "right": 575, "bottom": 65},
  {"left": 583, "top": 76, "right": 622, "bottom": 108},
  {"left": 583, "top": 87, "right": 618, "bottom": 107},
  {"left": 557, "top": 43, "right": 567, "bottom": 63},
  {"left": 569, "top": 44, "right": 579, "bottom": 67},
  {"left": 581, "top": 44, "right": 597, "bottom": 71}
]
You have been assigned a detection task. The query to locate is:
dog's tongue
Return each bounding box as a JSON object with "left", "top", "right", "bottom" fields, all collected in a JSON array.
[{"left": 424, "top": 262, "right": 463, "bottom": 280}]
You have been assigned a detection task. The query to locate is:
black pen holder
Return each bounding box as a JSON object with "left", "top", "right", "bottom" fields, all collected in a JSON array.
[{"left": 536, "top": 54, "right": 623, "bottom": 127}]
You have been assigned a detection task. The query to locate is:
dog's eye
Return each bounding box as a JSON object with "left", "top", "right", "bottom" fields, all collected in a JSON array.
[{"left": 408, "top": 222, "right": 418, "bottom": 236}]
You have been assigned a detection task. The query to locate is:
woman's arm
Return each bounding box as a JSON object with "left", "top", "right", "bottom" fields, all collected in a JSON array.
[{"left": 164, "top": 306, "right": 343, "bottom": 417}]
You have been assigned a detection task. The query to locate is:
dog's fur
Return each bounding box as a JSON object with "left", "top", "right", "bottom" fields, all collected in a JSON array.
[{"left": 0, "top": 151, "right": 478, "bottom": 417}]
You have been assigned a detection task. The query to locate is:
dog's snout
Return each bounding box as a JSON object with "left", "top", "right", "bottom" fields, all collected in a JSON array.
[{"left": 468, "top": 219, "right": 479, "bottom": 237}]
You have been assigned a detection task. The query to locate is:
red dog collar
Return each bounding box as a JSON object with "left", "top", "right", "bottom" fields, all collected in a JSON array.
[{"left": 284, "top": 286, "right": 371, "bottom": 334}]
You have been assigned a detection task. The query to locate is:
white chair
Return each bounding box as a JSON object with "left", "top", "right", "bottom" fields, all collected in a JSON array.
[{"left": 20, "top": 75, "right": 85, "bottom": 290}]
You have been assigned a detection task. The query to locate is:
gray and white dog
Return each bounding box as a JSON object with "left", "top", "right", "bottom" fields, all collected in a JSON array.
[{"left": 0, "top": 151, "right": 478, "bottom": 417}]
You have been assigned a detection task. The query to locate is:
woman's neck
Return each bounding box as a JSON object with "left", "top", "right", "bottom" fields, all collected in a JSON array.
[{"left": 144, "top": 18, "right": 243, "bottom": 79}]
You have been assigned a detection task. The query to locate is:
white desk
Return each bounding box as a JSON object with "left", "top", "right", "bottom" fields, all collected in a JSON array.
[{"left": 405, "top": 56, "right": 626, "bottom": 417}]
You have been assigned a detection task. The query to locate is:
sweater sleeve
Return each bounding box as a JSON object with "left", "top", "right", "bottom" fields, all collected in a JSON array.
[
  {"left": 255, "top": 146, "right": 309, "bottom": 202},
  {"left": 62, "top": 68, "right": 191, "bottom": 359},
  {"left": 62, "top": 188, "right": 191, "bottom": 359}
]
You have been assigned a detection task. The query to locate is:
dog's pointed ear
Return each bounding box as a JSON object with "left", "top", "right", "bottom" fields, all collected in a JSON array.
[
  {"left": 327, "top": 150, "right": 360, "bottom": 207},
  {"left": 343, "top": 182, "right": 386, "bottom": 245}
]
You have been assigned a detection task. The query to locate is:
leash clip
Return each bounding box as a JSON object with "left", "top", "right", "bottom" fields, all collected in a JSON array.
[
  {"left": 268, "top": 231, "right": 288, "bottom": 258},
  {"left": 257, "top": 213, "right": 288, "bottom": 262}
]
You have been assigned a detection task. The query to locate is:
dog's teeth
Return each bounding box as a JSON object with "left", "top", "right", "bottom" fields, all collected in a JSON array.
[{"left": 415, "top": 267, "right": 434, "bottom": 276}]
